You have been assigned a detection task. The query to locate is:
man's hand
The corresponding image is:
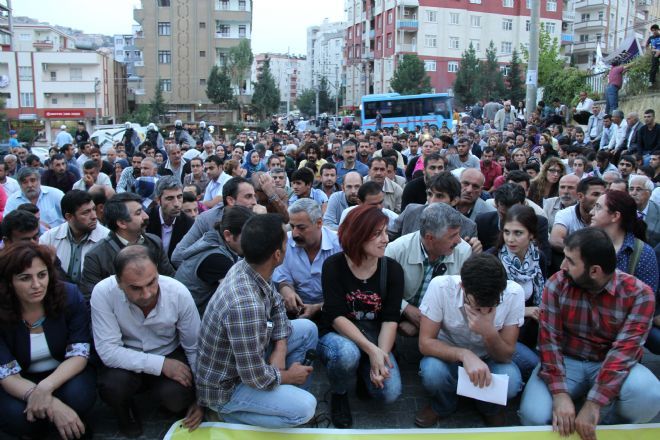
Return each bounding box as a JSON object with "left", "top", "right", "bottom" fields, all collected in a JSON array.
[
  {"left": 161, "top": 358, "right": 193, "bottom": 388},
  {"left": 575, "top": 401, "right": 600, "bottom": 440},
  {"left": 281, "top": 288, "right": 304, "bottom": 314},
  {"left": 280, "top": 362, "right": 313, "bottom": 385},
  {"left": 402, "top": 304, "right": 422, "bottom": 327},
  {"left": 258, "top": 173, "right": 277, "bottom": 198},
  {"left": 253, "top": 204, "right": 267, "bottom": 214},
  {"left": 50, "top": 398, "right": 85, "bottom": 440},
  {"left": 465, "top": 304, "right": 496, "bottom": 337},
  {"left": 465, "top": 237, "right": 483, "bottom": 254},
  {"left": 181, "top": 403, "right": 204, "bottom": 432},
  {"left": 299, "top": 303, "right": 322, "bottom": 319},
  {"left": 460, "top": 350, "right": 491, "bottom": 387},
  {"left": 82, "top": 173, "right": 94, "bottom": 187},
  {"left": 525, "top": 306, "right": 540, "bottom": 321},
  {"left": 552, "top": 392, "right": 576, "bottom": 437}
]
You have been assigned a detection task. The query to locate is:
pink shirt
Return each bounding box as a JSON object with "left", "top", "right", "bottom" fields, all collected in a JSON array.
[{"left": 608, "top": 66, "right": 625, "bottom": 88}]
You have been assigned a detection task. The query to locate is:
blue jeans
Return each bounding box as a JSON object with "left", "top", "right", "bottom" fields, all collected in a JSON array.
[
  {"left": 605, "top": 84, "right": 620, "bottom": 115},
  {"left": 317, "top": 332, "right": 402, "bottom": 404},
  {"left": 419, "top": 356, "right": 522, "bottom": 416},
  {"left": 0, "top": 365, "right": 96, "bottom": 437},
  {"left": 216, "top": 319, "right": 318, "bottom": 428},
  {"left": 519, "top": 357, "right": 660, "bottom": 425},
  {"left": 512, "top": 342, "right": 540, "bottom": 383},
  {"left": 647, "top": 325, "right": 660, "bottom": 354}
]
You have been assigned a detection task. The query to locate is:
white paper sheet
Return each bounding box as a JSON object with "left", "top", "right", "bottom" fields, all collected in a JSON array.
[{"left": 456, "top": 366, "right": 509, "bottom": 406}]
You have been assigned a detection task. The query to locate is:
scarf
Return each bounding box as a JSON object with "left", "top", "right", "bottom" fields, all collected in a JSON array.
[{"left": 499, "top": 242, "right": 544, "bottom": 306}]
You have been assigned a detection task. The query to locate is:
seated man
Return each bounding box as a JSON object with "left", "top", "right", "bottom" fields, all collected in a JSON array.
[
  {"left": 4, "top": 167, "right": 65, "bottom": 230},
  {"left": 338, "top": 181, "right": 399, "bottom": 230},
  {"left": 416, "top": 253, "right": 524, "bottom": 427},
  {"left": 39, "top": 190, "right": 109, "bottom": 284},
  {"left": 72, "top": 160, "right": 111, "bottom": 191},
  {"left": 195, "top": 214, "right": 318, "bottom": 428},
  {"left": 288, "top": 167, "right": 328, "bottom": 212},
  {"left": 323, "top": 171, "right": 362, "bottom": 230},
  {"left": 91, "top": 246, "right": 202, "bottom": 437},
  {"left": 385, "top": 203, "right": 472, "bottom": 336},
  {"left": 274, "top": 199, "right": 342, "bottom": 320},
  {"left": 1, "top": 210, "right": 40, "bottom": 246},
  {"left": 80, "top": 192, "right": 175, "bottom": 299},
  {"left": 520, "top": 228, "right": 660, "bottom": 438},
  {"left": 455, "top": 168, "right": 496, "bottom": 221}
]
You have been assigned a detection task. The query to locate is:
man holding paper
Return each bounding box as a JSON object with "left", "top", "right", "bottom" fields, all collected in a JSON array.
[
  {"left": 416, "top": 253, "right": 525, "bottom": 428},
  {"left": 520, "top": 228, "right": 660, "bottom": 440}
]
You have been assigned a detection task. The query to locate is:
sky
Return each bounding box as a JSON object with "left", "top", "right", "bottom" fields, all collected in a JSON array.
[{"left": 11, "top": 0, "right": 345, "bottom": 55}]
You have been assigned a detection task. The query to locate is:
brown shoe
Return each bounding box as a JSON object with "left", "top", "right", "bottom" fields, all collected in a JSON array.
[
  {"left": 483, "top": 412, "right": 507, "bottom": 427},
  {"left": 414, "top": 404, "right": 441, "bottom": 428}
]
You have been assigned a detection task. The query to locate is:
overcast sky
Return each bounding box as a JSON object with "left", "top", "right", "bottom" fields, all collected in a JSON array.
[{"left": 11, "top": 0, "right": 345, "bottom": 55}]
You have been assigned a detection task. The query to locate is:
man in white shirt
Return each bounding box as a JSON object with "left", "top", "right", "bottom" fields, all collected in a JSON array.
[
  {"left": 72, "top": 160, "right": 112, "bottom": 191},
  {"left": 0, "top": 161, "right": 20, "bottom": 196},
  {"left": 416, "top": 253, "right": 524, "bottom": 427},
  {"left": 606, "top": 110, "right": 628, "bottom": 151},
  {"left": 202, "top": 155, "right": 231, "bottom": 209},
  {"left": 573, "top": 91, "right": 594, "bottom": 125},
  {"left": 91, "top": 246, "right": 202, "bottom": 437},
  {"left": 55, "top": 124, "right": 73, "bottom": 148}
]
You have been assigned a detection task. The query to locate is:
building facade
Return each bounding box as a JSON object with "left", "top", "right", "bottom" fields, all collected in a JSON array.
[
  {"left": 306, "top": 19, "right": 345, "bottom": 93},
  {"left": 133, "top": 0, "right": 253, "bottom": 115},
  {"left": 251, "top": 53, "right": 307, "bottom": 109},
  {"left": 344, "top": 0, "right": 563, "bottom": 108}
]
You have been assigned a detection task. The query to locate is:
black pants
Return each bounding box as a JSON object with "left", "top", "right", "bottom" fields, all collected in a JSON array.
[
  {"left": 651, "top": 55, "right": 659, "bottom": 85},
  {"left": 97, "top": 347, "right": 194, "bottom": 416}
]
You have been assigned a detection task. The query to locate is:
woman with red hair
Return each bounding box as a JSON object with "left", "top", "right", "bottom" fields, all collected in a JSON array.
[{"left": 318, "top": 205, "right": 404, "bottom": 429}]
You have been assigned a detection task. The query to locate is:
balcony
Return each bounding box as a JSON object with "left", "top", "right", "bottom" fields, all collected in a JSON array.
[
  {"left": 363, "top": 50, "right": 374, "bottom": 60},
  {"left": 561, "top": 33, "right": 574, "bottom": 44},
  {"left": 215, "top": 32, "right": 231, "bottom": 38},
  {"left": 398, "top": 0, "right": 419, "bottom": 6},
  {"left": 574, "top": 0, "right": 608, "bottom": 9},
  {"left": 635, "top": 11, "right": 647, "bottom": 22},
  {"left": 573, "top": 19, "right": 606, "bottom": 31},
  {"left": 33, "top": 40, "right": 54, "bottom": 49},
  {"left": 214, "top": 10, "right": 251, "bottom": 23},
  {"left": 562, "top": 11, "right": 576, "bottom": 22},
  {"left": 397, "top": 20, "right": 418, "bottom": 30},
  {"left": 572, "top": 40, "right": 599, "bottom": 51},
  {"left": 398, "top": 43, "right": 417, "bottom": 53},
  {"left": 369, "top": 29, "right": 375, "bottom": 39},
  {"left": 134, "top": 60, "right": 144, "bottom": 67},
  {"left": 638, "top": 0, "right": 653, "bottom": 7}
]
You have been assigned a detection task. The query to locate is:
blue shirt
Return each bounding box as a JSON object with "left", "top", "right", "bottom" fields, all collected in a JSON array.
[
  {"left": 288, "top": 187, "right": 328, "bottom": 206},
  {"left": 616, "top": 232, "right": 658, "bottom": 292},
  {"left": 4, "top": 185, "right": 65, "bottom": 229},
  {"left": 335, "top": 160, "right": 369, "bottom": 184},
  {"left": 9, "top": 138, "right": 20, "bottom": 148},
  {"left": 323, "top": 191, "right": 350, "bottom": 230},
  {"left": 272, "top": 226, "right": 342, "bottom": 304}
]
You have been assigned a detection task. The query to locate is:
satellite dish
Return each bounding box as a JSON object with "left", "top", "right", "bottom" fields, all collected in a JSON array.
[{"left": 0, "top": 75, "right": 9, "bottom": 88}]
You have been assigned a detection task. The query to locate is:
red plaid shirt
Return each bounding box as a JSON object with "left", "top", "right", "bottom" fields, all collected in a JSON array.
[
  {"left": 538, "top": 270, "right": 655, "bottom": 406},
  {"left": 480, "top": 160, "right": 502, "bottom": 191}
]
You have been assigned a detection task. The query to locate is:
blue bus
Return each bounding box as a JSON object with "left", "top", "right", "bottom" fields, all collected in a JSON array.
[{"left": 361, "top": 93, "right": 453, "bottom": 131}]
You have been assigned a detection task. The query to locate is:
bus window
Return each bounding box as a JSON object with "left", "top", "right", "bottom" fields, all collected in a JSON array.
[{"left": 430, "top": 97, "right": 451, "bottom": 119}]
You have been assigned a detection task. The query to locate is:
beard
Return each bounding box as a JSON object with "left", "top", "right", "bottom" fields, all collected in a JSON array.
[{"left": 564, "top": 270, "right": 600, "bottom": 291}]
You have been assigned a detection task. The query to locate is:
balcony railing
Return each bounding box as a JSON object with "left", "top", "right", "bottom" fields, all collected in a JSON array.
[
  {"left": 397, "top": 20, "right": 418, "bottom": 30},
  {"left": 398, "top": 43, "right": 417, "bottom": 52},
  {"left": 574, "top": 19, "right": 606, "bottom": 31},
  {"left": 215, "top": 32, "right": 231, "bottom": 38},
  {"left": 33, "top": 40, "right": 54, "bottom": 49},
  {"left": 574, "top": 0, "right": 608, "bottom": 9},
  {"left": 562, "top": 11, "right": 576, "bottom": 22}
]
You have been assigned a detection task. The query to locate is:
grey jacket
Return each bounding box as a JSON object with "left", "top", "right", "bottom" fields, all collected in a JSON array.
[
  {"left": 390, "top": 203, "right": 477, "bottom": 241},
  {"left": 171, "top": 206, "right": 224, "bottom": 267}
]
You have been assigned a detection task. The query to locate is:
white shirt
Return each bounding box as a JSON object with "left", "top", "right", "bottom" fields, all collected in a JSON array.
[
  {"left": 1, "top": 177, "right": 20, "bottom": 196},
  {"left": 419, "top": 276, "right": 524, "bottom": 358},
  {"left": 607, "top": 120, "right": 627, "bottom": 151},
  {"left": 72, "top": 172, "right": 112, "bottom": 190},
  {"left": 339, "top": 205, "right": 398, "bottom": 230},
  {"left": 91, "top": 275, "right": 200, "bottom": 375},
  {"left": 28, "top": 333, "right": 61, "bottom": 373},
  {"left": 553, "top": 204, "right": 588, "bottom": 235},
  {"left": 576, "top": 97, "right": 594, "bottom": 113},
  {"left": 203, "top": 172, "right": 232, "bottom": 203}
]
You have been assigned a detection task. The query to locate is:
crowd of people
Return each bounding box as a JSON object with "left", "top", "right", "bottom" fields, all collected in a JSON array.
[{"left": 0, "top": 91, "right": 659, "bottom": 440}]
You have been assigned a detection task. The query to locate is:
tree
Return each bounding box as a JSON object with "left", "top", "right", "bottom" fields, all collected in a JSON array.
[
  {"left": 521, "top": 25, "right": 564, "bottom": 88},
  {"left": 296, "top": 89, "right": 316, "bottom": 116},
  {"left": 149, "top": 80, "right": 166, "bottom": 122},
  {"left": 251, "top": 56, "right": 281, "bottom": 119},
  {"left": 317, "top": 76, "right": 334, "bottom": 113},
  {"left": 227, "top": 39, "right": 253, "bottom": 95},
  {"left": 507, "top": 49, "right": 526, "bottom": 104},
  {"left": 479, "top": 41, "right": 506, "bottom": 101},
  {"left": 206, "top": 65, "right": 234, "bottom": 108},
  {"left": 453, "top": 43, "right": 482, "bottom": 107},
  {"left": 389, "top": 54, "right": 432, "bottom": 95}
]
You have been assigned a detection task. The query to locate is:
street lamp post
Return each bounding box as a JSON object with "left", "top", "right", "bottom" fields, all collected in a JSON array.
[{"left": 94, "top": 77, "right": 100, "bottom": 126}]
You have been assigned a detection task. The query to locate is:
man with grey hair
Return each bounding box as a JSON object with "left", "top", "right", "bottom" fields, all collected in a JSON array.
[
  {"left": 385, "top": 203, "right": 472, "bottom": 336},
  {"left": 274, "top": 198, "right": 342, "bottom": 319},
  {"left": 456, "top": 168, "right": 496, "bottom": 221},
  {"left": 606, "top": 110, "right": 627, "bottom": 151},
  {"left": 146, "top": 175, "right": 195, "bottom": 261},
  {"left": 140, "top": 157, "right": 159, "bottom": 177},
  {"left": 629, "top": 174, "right": 660, "bottom": 246},
  {"left": 4, "top": 167, "right": 65, "bottom": 229}
]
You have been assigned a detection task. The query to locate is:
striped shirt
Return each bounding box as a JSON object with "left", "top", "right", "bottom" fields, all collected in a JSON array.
[
  {"left": 538, "top": 270, "right": 655, "bottom": 406},
  {"left": 195, "top": 260, "right": 291, "bottom": 409}
]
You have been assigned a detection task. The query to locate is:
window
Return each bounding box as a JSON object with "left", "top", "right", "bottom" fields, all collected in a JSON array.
[
  {"left": 546, "top": 0, "right": 557, "bottom": 12},
  {"left": 18, "top": 66, "right": 32, "bottom": 80},
  {"left": 470, "top": 15, "right": 481, "bottom": 28},
  {"left": 348, "top": 28, "right": 352, "bottom": 38},
  {"left": 216, "top": 50, "right": 227, "bottom": 67},
  {"left": 238, "top": 25, "right": 246, "bottom": 38},
  {"left": 425, "top": 34, "right": 437, "bottom": 48},
  {"left": 219, "top": 0, "right": 229, "bottom": 9},
  {"left": 377, "top": 38, "right": 382, "bottom": 50},
  {"left": 158, "top": 50, "right": 171, "bottom": 64},
  {"left": 72, "top": 94, "right": 85, "bottom": 106},
  {"left": 469, "top": 0, "right": 482, "bottom": 3},
  {"left": 199, "top": 22, "right": 206, "bottom": 29},
  {"left": 238, "top": 0, "right": 246, "bottom": 10},
  {"left": 158, "top": 22, "right": 171, "bottom": 36},
  {"left": 448, "top": 62, "right": 459, "bottom": 73},
  {"left": 157, "top": 0, "right": 170, "bottom": 6},
  {"left": 501, "top": 41, "right": 512, "bottom": 54},
  {"left": 387, "top": 33, "right": 392, "bottom": 48},
  {"left": 596, "top": 33, "right": 602, "bottom": 42},
  {"left": 387, "top": 11, "right": 392, "bottom": 24},
  {"left": 50, "top": 71, "right": 57, "bottom": 81},
  {"left": 424, "top": 60, "right": 436, "bottom": 71},
  {"left": 69, "top": 68, "right": 82, "bottom": 80},
  {"left": 500, "top": 66, "right": 511, "bottom": 76},
  {"left": 545, "top": 22, "right": 556, "bottom": 34},
  {"left": 470, "top": 39, "right": 480, "bottom": 52},
  {"left": 20, "top": 92, "right": 34, "bottom": 107},
  {"left": 449, "top": 13, "right": 459, "bottom": 25},
  {"left": 200, "top": 79, "right": 207, "bottom": 86},
  {"left": 581, "top": 13, "right": 590, "bottom": 22},
  {"left": 579, "top": 34, "right": 589, "bottom": 43},
  {"left": 160, "top": 79, "right": 172, "bottom": 92},
  {"left": 598, "top": 11, "right": 604, "bottom": 21},
  {"left": 526, "top": 20, "right": 531, "bottom": 31},
  {"left": 449, "top": 37, "right": 459, "bottom": 50},
  {"left": 51, "top": 98, "right": 58, "bottom": 104},
  {"left": 503, "top": 0, "right": 513, "bottom": 7},
  {"left": 217, "top": 23, "right": 230, "bottom": 37},
  {"left": 425, "top": 11, "right": 437, "bottom": 22},
  {"left": 502, "top": 18, "right": 513, "bottom": 31}
]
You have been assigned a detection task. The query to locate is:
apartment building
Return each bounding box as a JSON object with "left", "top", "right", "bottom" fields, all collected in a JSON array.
[
  {"left": 133, "top": 0, "right": 253, "bottom": 113},
  {"left": 344, "top": 0, "right": 563, "bottom": 108},
  {"left": 251, "top": 53, "right": 307, "bottom": 107},
  {"left": 306, "top": 19, "right": 346, "bottom": 92},
  {"left": 0, "top": 22, "right": 127, "bottom": 142}
]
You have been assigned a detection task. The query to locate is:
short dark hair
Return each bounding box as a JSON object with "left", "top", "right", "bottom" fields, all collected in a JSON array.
[
  {"left": 576, "top": 176, "right": 605, "bottom": 194},
  {"left": 60, "top": 144, "right": 73, "bottom": 154},
  {"left": 216, "top": 205, "right": 254, "bottom": 237},
  {"left": 564, "top": 228, "right": 616, "bottom": 274},
  {"left": 427, "top": 172, "right": 461, "bottom": 200},
  {"left": 182, "top": 191, "right": 196, "bottom": 203},
  {"left": 619, "top": 154, "right": 636, "bottom": 166},
  {"left": 88, "top": 186, "right": 108, "bottom": 206},
  {"left": 460, "top": 253, "right": 508, "bottom": 307},
  {"left": 319, "top": 163, "right": 336, "bottom": 175},
  {"left": 17, "top": 203, "right": 39, "bottom": 215},
  {"left": 524, "top": 162, "right": 540, "bottom": 173},
  {"left": 483, "top": 147, "right": 495, "bottom": 155},
  {"left": 83, "top": 159, "right": 98, "bottom": 171},
  {"left": 204, "top": 154, "right": 224, "bottom": 167},
  {"left": 506, "top": 170, "right": 531, "bottom": 186},
  {"left": 291, "top": 167, "right": 314, "bottom": 186},
  {"left": 104, "top": 192, "right": 142, "bottom": 232},
  {"left": 26, "top": 154, "right": 41, "bottom": 166},
  {"left": 114, "top": 245, "right": 157, "bottom": 279},
  {"left": 494, "top": 183, "right": 526, "bottom": 208},
  {"left": 61, "top": 190, "right": 93, "bottom": 216},
  {"left": 240, "top": 214, "right": 286, "bottom": 265},
  {"left": 424, "top": 152, "right": 444, "bottom": 168},
  {"left": 367, "top": 157, "right": 387, "bottom": 169},
  {"left": 1, "top": 210, "right": 39, "bottom": 239},
  {"left": 222, "top": 176, "right": 252, "bottom": 206},
  {"left": 357, "top": 181, "right": 383, "bottom": 202},
  {"left": 50, "top": 153, "right": 66, "bottom": 163},
  {"left": 644, "top": 109, "right": 655, "bottom": 117}
]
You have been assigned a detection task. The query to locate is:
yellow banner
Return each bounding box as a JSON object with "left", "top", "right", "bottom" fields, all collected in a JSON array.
[{"left": 165, "top": 422, "right": 660, "bottom": 440}]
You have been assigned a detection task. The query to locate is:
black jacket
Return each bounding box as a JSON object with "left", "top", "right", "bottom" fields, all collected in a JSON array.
[{"left": 145, "top": 207, "right": 195, "bottom": 260}]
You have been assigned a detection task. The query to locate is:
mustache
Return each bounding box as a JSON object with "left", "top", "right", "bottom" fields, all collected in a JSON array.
[{"left": 292, "top": 236, "right": 305, "bottom": 244}]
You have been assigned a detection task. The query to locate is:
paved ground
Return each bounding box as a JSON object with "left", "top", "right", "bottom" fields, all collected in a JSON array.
[{"left": 3, "top": 337, "right": 659, "bottom": 439}]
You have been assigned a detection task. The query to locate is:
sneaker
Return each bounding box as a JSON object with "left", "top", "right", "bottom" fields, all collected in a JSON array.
[{"left": 330, "top": 393, "right": 353, "bottom": 429}]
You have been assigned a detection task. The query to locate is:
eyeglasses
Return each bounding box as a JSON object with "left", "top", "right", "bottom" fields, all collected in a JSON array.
[{"left": 547, "top": 168, "right": 562, "bottom": 174}]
